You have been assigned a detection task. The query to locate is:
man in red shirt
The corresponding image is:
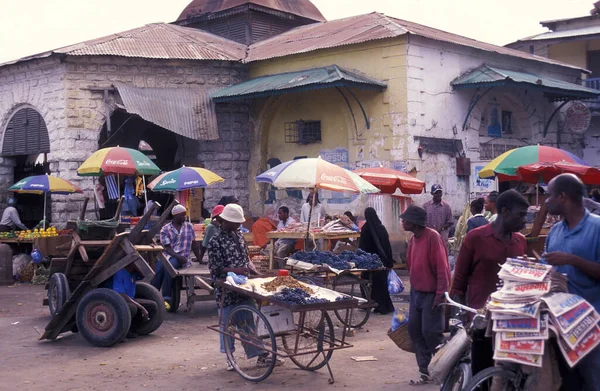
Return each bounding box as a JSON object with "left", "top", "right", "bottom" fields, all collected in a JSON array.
[
  {"left": 450, "top": 189, "right": 528, "bottom": 375},
  {"left": 401, "top": 205, "right": 450, "bottom": 385}
]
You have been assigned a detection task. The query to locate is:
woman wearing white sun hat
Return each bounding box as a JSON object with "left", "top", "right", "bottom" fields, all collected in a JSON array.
[{"left": 208, "top": 204, "right": 283, "bottom": 371}]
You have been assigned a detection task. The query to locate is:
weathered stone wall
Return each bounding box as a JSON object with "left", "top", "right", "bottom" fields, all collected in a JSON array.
[
  {"left": 0, "top": 57, "right": 68, "bottom": 210},
  {"left": 198, "top": 103, "right": 251, "bottom": 211},
  {"left": 60, "top": 56, "right": 250, "bottom": 215},
  {"left": 0, "top": 55, "right": 250, "bottom": 223}
]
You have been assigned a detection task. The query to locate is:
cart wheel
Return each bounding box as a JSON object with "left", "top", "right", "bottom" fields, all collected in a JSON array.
[
  {"left": 282, "top": 310, "right": 334, "bottom": 371},
  {"left": 167, "top": 277, "right": 182, "bottom": 313},
  {"left": 76, "top": 288, "right": 132, "bottom": 347},
  {"left": 132, "top": 282, "right": 166, "bottom": 336},
  {"left": 332, "top": 277, "right": 370, "bottom": 328},
  {"left": 224, "top": 305, "right": 277, "bottom": 382},
  {"left": 48, "top": 273, "right": 70, "bottom": 317}
]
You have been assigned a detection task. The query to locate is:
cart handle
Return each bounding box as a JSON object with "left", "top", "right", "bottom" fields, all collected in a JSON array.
[{"left": 441, "top": 292, "right": 478, "bottom": 315}]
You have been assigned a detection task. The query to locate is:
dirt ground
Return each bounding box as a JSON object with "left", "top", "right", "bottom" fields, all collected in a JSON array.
[{"left": 0, "top": 283, "right": 438, "bottom": 391}]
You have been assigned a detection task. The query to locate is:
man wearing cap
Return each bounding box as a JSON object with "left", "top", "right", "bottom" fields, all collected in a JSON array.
[
  {"left": 422, "top": 184, "right": 453, "bottom": 244},
  {"left": 198, "top": 205, "right": 224, "bottom": 263},
  {"left": 151, "top": 204, "right": 202, "bottom": 308},
  {"left": 401, "top": 205, "right": 450, "bottom": 385},
  {"left": 208, "top": 204, "right": 282, "bottom": 370}
]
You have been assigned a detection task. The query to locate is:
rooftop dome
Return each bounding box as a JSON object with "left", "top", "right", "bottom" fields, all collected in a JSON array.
[{"left": 177, "top": 0, "right": 326, "bottom": 23}]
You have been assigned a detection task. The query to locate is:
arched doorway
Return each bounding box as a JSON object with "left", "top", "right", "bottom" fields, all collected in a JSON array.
[
  {"left": 96, "top": 110, "right": 191, "bottom": 218},
  {"left": 2, "top": 106, "right": 51, "bottom": 227}
]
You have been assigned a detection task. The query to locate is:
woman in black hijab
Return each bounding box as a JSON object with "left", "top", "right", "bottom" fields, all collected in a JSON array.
[{"left": 359, "top": 207, "right": 395, "bottom": 314}]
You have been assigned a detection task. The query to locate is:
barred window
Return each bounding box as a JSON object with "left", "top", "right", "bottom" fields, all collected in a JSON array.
[{"left": 284, "top": 120, "right": 321, "bottom": 144}]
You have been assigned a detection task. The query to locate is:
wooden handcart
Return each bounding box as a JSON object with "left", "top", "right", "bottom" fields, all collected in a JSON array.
[
  {"left": 40, "top": 201, "right": 176, "bottom": 347},
  {"left": 289, "top": 266, "right": 383, "bottom": 329},
  {"left": 207, "top": 279, "right": 358, "bottom": 384}
]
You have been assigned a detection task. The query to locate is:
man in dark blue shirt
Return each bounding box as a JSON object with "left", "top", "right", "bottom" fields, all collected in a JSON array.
[
  {"left": 106, "top": 265, "right": 148, "bottom": 337},
  {"left": 466, "top": 198, "right": 488, "bottom": 233},
  {"left": 544, "top": 174, "right": 600, "bottom": 391}
]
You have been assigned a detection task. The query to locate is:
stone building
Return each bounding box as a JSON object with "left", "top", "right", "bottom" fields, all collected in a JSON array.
[{"left": 0, "top": 0, "right": 596, "bottom": 226}]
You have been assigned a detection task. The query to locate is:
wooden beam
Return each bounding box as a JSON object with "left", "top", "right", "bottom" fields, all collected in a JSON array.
[
  {"left": 90, "top": 253, "right": 140, "bottom": 286},
  {"left": 134, "top": 257, "right": 155, "bottom": 282}
]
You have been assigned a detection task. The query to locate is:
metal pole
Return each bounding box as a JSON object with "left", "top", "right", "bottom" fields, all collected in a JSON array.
[
  {"left": 43, "top": 191, "right": 47, "bottom": 230},
  {"left": 142, "top": 175, "right": 148, "bottom": 207}
]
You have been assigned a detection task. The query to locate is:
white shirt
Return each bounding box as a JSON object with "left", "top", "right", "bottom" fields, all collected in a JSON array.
[
  {"left": 300, "top": 203, "right": 326, "bottom": 224},
  {"left": 277, "top": 217, "right": 297, "bottom": 245},
  {"left": 0, "top": 206, "right": 27, "bottom": 230}
]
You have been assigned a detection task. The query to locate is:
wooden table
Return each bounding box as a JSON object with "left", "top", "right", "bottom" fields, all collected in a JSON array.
[{"left": 265, "top": 231, "right": 361, "bottom": 269}]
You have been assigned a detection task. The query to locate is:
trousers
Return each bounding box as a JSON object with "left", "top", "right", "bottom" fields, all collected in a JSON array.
[
  {"left": 219, "top": 300, "right": 264, "bottom": 359},
  {"left": 151, "top": 257, "right": 182, "bottom": 300},
  {"left": 407, "top": 289, "right": 444, "bottom": 374}
]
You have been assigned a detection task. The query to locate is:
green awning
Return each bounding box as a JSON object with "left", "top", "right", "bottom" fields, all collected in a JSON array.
[
  {"left": 211, "top": 65, "right": 387, "bottom": 102},
  {"left": 451, "top": 65, "right": 600, "bottom": 101}
]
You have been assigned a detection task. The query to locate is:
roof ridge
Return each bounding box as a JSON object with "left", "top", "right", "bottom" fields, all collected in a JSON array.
[
  {"left": 375, "top": 13, "right": 410, "bottom": 36},
  {"left": 56, "top": 24, "right": 161, "bottom": 54}
]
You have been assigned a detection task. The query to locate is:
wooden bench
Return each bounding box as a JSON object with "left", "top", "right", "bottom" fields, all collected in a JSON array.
[{"left": 158, "top": 254, "right": 214, "bottom": 314}]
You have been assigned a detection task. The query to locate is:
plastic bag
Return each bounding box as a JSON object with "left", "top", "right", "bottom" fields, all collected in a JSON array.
[
  {"left": 31, "top": 248, "right": 43, "bottom": 264},
  {"left": 391, "top": 308, "right": 409, "bottom": 332},
  {"left": 387, "top": 270, "right": 404, "bottom": 295}
]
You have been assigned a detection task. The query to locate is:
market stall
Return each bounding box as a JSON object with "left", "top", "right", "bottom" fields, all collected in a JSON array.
[{"left": 207, "top": 274, "right": 360, "bottom": 383}]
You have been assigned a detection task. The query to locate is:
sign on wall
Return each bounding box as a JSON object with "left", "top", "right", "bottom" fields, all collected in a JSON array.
[
  {"left": 320, "top": 148, "right": 350, "bottom": 168},
  {"left": 471, "top": 161, "right": 497, "bottom": 194},
  {"left": 565, "top": 101, "right": 591, "bottom": 134}
]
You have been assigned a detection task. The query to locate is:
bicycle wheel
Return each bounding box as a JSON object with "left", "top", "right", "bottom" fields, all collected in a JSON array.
[
  {"left": 441, "top": 362, "right": 471, "bottom": 391},
  {"left": 282, "top": 310, "right": 334, "bottom": 371},
  {"left": 332, "top": 275, "right": 370, "bottom": 328},
  {"left": 224, "top": 305, "right": 277, "bottom": 382},
  {"left": 463, "top": 366, "right": 519, "bottom": 391}
]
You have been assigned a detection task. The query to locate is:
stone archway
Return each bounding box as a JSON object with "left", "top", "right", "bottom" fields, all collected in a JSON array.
[{"left": 0, "top": 105, "right": 52, "bottom": 226}]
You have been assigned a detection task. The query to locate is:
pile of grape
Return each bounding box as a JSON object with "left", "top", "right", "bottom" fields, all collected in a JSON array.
[
  {"left": 291, "top": 251, "right": 351, "bottom": 270},
  {"left": 338, "top": 249, "right": 384, "bottom": 269},
  {"left": 272, "top": 288, "right": 329, "bottom": 305}
]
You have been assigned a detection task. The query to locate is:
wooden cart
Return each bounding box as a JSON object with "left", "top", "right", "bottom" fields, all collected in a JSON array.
[
  {"left": 207, "top": 279, "right": 358, "bottom": 383},
  {"left": 40, "top": 201, "right": 176, "bottom": 347},
  {"left": 288, "top": 266, "right": 383, "bottom": 329},
  {"left": 157, "top": 258, "right": 214, "bottom": 314}
]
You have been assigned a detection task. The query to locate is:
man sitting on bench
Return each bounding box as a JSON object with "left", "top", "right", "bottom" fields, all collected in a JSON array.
[{"left": 152, "top": 204, "right": 202, "bottom": 310}]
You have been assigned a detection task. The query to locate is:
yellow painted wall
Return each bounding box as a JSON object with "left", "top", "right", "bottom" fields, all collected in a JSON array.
[
  {"left": 247, "top": 38, "right": 408, "bottom": 214},
  {"left": 548, "top": 40, "right": 588, "bottom": 70}
]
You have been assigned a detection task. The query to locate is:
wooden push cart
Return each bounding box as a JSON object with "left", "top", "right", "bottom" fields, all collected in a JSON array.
[
  {"left": 289, "top": 266, "right": 383, "bottom": 329},
  {"left": 207, "top": 279, "right": 359, "bottom": 384},
  {"left": 40, "top": 201, "right": 176, "bottom": 347}
]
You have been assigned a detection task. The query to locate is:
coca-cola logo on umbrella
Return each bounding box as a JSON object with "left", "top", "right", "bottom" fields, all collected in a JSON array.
[{"left": 105, "top": 159, "right": 130, "bottom": 166}]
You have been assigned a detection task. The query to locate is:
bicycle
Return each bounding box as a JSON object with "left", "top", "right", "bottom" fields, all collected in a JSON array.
[{"left": 437, "top": 292, "right": 488, "bottom": 391}]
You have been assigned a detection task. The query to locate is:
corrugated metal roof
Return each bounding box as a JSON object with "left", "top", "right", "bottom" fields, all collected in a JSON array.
[
  {"left": 451, "top": 65, "right": 600, "bottom": 100},
  {"left": 245, "top": 12, "right": 587, "bottom": 72},
  {"left": 210, "top": 64, "right": 386, "bottom": 102},
  {"left": 1, "top": 23, "right": 246, "bottom": 66},
  {"left": 178, "top": 0, "right": 326, "bottom": 22},
  {"left": 115, "top": 83, "right": 219, "bottom": 140},
  {"left": 515, "top": 25, "right": 600, "bottom": 42}
]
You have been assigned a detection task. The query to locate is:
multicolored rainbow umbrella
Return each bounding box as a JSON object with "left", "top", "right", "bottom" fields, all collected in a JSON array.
[
  {"left": 256, "top": 157, "right": 379, "bottom": 194},
  {"left": 77, "top": 147, "right": 160, "bottom": 176},
  {"left": 478, "top": 145, "right": 588, "bottom": 181},
  {"left": 9, "top": 174, "right": 82, "bottom": 194},
  {"left": 147, "top": 166, "right": 224, "bottom": 193},
  {"left": 9, "top": 174, "right": 82, "bottom": 229}
]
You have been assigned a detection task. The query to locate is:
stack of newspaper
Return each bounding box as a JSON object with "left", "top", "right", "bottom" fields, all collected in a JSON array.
[{"left": 487, "top": 258, "right": 599, "bottom": 368}]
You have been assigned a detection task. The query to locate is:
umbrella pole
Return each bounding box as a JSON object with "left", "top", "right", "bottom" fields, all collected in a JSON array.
[
  {"left": 43, "top": 191, "right": 47, "bottom": 230},
  {"left": 305, "top": 187, "right": 317, "bottom": 249},
  {"left": 142, "top": 175, "right": 148, "bottom": 208}
]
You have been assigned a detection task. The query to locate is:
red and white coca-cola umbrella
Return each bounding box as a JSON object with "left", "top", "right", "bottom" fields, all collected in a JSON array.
[{"left": 77, "top": 146, "right": 160, "bottom": 177}]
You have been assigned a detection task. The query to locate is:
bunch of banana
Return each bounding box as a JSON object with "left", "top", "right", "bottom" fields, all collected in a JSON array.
[{"left": 450, "top": 203, "right": 471, "bottom": 253}]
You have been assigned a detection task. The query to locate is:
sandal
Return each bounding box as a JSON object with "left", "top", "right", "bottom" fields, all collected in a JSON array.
[{"left": 409, "top": 373, "right": 430, "bottom": 385}]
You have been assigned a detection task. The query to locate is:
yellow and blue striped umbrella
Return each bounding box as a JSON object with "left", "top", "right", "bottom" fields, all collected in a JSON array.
[{"left": 9, "top": 174, "right": 82, "bottom": 194}]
